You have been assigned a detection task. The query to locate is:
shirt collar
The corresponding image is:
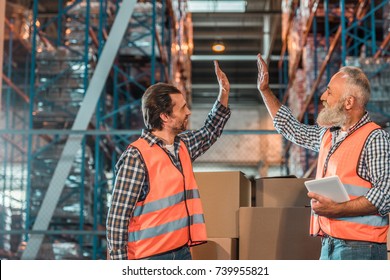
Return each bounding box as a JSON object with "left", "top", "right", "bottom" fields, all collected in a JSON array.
[
  {"left": 346, "top": 111, "right": 371, "bottom": 134},
  {"left": 331, "top": 112, "right": 371, "bottom": 136},
  {"left": 140, "top": 129, "right": 161, "bottom": 146},
  {"left": 140, "top": 129, "right": 181, "bottom": 148}
]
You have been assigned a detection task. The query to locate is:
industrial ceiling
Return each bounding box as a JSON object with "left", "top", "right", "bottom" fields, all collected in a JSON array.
[{"left": 189, "top": 0, "right": 283, "bottom": 106}]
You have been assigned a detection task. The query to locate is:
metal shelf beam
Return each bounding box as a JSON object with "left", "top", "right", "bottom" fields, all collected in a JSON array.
[{"left": 21, "top": 0, "right": 137, "bottom": 260}]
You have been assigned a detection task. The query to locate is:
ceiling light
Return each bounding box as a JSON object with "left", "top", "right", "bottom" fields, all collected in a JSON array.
[
  {"left": 212, "top": 40, "right": 225, "bottom": 52},
  {"left": 188, "top": 1, "right": 247, "bottom": 13}
]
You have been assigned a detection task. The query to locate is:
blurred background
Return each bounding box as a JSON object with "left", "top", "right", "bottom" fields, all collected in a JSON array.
[{"left": 0, "top": 0, "right": 389, "bottom": 259}]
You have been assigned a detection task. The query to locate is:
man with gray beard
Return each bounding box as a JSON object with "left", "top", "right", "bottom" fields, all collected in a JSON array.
[{"left": 256, "top": 54, "right": 390, "bottom": 260}]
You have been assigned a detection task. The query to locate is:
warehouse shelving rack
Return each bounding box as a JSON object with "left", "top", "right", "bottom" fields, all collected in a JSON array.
[
  {"left": 278, "top": 0, "right": 390, "bottom": 177},
  {"left": 1, "top": 2, "right": 34, "bottom": 258},
  {"left": 1, "top": 0, "right": 189, "bottom": 259}
]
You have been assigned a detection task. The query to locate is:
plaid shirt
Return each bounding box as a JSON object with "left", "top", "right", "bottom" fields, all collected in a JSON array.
[
  {"left": 106, "top": 101, "right": 231, "bottom": 259},
  {"left": 274, "top": 105, "right": 390, "bottom": 217}
]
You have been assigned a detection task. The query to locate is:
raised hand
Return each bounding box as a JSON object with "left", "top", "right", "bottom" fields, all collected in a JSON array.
[
  {"left": 214, "top": 60, "right": 230, "bottom": 107},
  {"left": 257, "top": 53, "right": 269, "bottom": 92},
  {"left": 256, "top": 53, "right": 281, "bottom": 118},
  {"left": 214, "top": 60, "right": 230, "bottom": 94}
]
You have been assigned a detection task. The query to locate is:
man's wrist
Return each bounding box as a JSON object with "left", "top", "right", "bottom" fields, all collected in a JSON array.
[{"left": 259, "top": 86, "right": 270, "bottom": 93}]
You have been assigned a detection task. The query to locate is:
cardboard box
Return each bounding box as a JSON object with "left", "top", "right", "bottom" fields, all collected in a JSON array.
[
  {"left": 255, "top": 177, "right": 311, "bottom": 207},
  {"left": 191, "top": 238, "right": 238, "bottom": 260},
  {"left": 388, "top": 224, "right": 390, "bottom": 249},
  {"left": 387, "top": 221, "right": 390, "bottom": 260},
  {"left": 194, "top": 171, "right": 251, "bottom": 238},
  {"left": 239, "top": 207, "right": 321, "bottom": 260}
]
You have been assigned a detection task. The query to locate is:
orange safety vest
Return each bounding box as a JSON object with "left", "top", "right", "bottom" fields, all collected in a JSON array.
[
  {"left": 127, "top": 138, "right": 207, "bottom": 259},
  {"left": 310, "top": 122, "right": 389, "bottom": 243}
]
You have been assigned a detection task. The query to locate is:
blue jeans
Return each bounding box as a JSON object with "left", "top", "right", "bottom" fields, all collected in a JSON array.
[
  {"left": 320, "top": 236, "right": 388, "bottom": 260},
  {"left": 141, "top": 245, "right": 192, "bottom": 260}
]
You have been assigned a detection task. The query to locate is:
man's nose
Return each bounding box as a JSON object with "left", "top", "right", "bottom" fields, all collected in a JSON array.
[{"left": 320, "top": 91, "right": 327, "bottom": 102}]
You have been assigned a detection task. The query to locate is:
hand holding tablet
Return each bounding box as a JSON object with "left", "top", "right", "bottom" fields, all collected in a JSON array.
[{"left": 304, "top": 175, "right": 350, "bottom": 203}]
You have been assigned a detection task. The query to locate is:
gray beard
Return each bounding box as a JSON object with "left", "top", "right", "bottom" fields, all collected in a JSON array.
[{"left": 317, "top": 104, "right": 347, "bottom": 128}]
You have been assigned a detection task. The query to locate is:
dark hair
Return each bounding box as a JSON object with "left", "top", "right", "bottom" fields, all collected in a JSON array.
[{"left": 141, "top": 83, "right": 181, "bottom": 130}]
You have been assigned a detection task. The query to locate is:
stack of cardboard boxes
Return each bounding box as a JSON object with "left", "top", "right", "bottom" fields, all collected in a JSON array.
[
  {"left": 191, "top": 171, "right": 322, "bottom": 260},
  {"left": 191, "top": 171, "right": 251, "bottom": 260},
  {"left": 239, "top": 177, "right": 321, "bottom": 259}
]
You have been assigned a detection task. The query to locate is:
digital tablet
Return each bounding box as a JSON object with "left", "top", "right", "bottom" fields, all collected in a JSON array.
[{"left": 304, "top": 175, "right": 350, "bottom": 202}]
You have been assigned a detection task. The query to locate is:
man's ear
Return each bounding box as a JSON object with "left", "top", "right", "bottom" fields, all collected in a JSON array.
[
  {"left": 344, "top": 95, "right": 355, "bottom": 110},
  {"left": 160, "top": 113, "right": 169, "bottom": 123}
]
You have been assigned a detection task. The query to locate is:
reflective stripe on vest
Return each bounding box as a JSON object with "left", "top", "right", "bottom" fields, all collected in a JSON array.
[
  {"left": 133, "top": 189, "right": 201, "bottom": 217},
  {"left": 335, "top": 214, "right": 388, "bottom": 227},
  {"left": 312, "top": 122, "right": 389, "bottom": 243},
  {"left": 129, "top": 213, "right": 205, "bottom": 242},
  {"left": 343, "top": 183, "right": 371, "bottom": 198},
  {"left": 127, "top": 138, "right": 207, "bottom": 259}
]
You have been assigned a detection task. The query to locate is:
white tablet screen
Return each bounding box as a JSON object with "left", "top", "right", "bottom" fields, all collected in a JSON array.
[{"left": 304, "top": 175, "right": 350, "bottom": 203}]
